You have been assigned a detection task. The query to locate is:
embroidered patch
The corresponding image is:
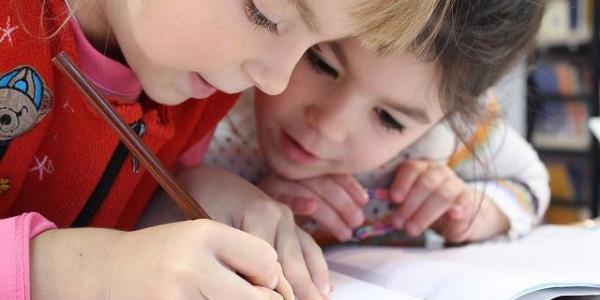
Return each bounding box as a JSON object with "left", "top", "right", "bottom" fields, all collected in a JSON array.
[
  {"left": 0, "top": 177, "right": 10, "bottom": 195},
  {"left": 0, "top": 66, "right": 52, "bottom": 141}
]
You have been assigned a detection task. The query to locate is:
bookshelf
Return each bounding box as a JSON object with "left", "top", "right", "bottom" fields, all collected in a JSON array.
[{"left": 527, "top": 0, "right": 600, "bottom": 222}]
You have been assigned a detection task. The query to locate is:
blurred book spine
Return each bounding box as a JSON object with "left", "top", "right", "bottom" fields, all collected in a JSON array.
[{"left": 537, "top": 0, "right": 593, "bottom": 47}]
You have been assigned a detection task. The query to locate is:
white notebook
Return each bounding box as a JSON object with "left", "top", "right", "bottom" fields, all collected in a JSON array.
[{"left": 326, "top": 225, "right": 600, "bottom": 300}]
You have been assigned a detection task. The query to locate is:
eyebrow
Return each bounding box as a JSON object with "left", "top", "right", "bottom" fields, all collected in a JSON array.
[
  {"left": 288, "top": 0, "right": 320, "bottom": 33},
  {"left": 387, "top": 102, "right": 431, "bottom": 124}
]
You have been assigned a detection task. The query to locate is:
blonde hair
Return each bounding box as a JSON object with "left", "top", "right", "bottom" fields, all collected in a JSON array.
[{"left": 353, "top": 0, "right": 448, "bottom": 55}]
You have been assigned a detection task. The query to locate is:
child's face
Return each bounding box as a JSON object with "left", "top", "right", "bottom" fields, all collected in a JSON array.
[
  {"left": 255, "top": 39, "right": 445, "bottom": 180},
  {"left": 105, "top": 0, "right": 360, "bottom": 104}
]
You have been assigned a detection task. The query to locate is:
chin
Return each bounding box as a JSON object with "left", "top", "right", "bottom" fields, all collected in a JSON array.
[
  {"left": 143, "top": 85, "right": 187, "bottom": 106},
  {"left": 269, "top": 160, "right": 321, "bottom": 180}
]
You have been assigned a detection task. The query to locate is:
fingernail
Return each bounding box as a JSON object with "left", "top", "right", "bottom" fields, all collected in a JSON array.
[
  {"left": 339, "top": 229, "right": 352, "bottom": 241},
  {"left": 361, "top": 189, "right": 369, "bottom": 203},
  {"left": 394, "top": 217, "right": 405, "bottom": 229},
  {"left": 320, "top": 283, "right": 331, "bottom": 296},
  {"left": 266, "top": 274, "right": 278, "bottom": 290},
  {"left": 293, "top": 197, "right": 315, "bottom": 213},
  {"left": 405, "top": 222, "right": 419, "bottom": 237},
  {"left": 391, "top": 190, "right": 404, "bottom": 203},
  {"left": 352, "top": 211, "right": 365, "bottom": 227}
]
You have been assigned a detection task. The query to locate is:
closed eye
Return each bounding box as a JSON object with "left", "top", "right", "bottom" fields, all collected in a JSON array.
[
  {"left": 244, "top": 0, "right": 279, "bottom": 34},
  {"left": 374, "top": 108, "right": 405, "bottom": 133},
  {"left": 17, "top": 106, "right": 29, "bottom": 117},
  {"left": 306, "top": 48, "right": 339, "bottom": 79}
]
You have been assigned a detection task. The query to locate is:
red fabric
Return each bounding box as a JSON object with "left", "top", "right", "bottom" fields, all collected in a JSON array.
[{"left": 0, "top": 0, "right": 236, "bottom": 229}]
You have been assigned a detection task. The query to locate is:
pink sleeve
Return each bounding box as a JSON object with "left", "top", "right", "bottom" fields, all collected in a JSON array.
[
  {"left": 177, "top": 129, "right": 215, "bottom": 169},
  {"left": 0, "top": 213, "right": 56, "bottom": 300}
]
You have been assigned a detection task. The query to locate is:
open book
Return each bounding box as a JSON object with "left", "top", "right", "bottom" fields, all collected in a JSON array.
[{"left": 326, "top": 224, "right": 600, "bottom": 300}]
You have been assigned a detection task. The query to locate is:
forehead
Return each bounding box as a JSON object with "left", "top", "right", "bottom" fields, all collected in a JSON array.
[
  {"left": 285, "top": 0, "right": 364, "bottom": 40},
  {"left": 340, "top": 40, "right": 443, "bottom": 116}
]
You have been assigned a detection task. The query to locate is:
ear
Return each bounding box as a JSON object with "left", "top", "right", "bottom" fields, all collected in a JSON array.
[
  {"left": 0, "top": 69, "right": 20, "bottom": 88},
  {"left": 33, "top": 87, "right": 53, "bottom": 124}
]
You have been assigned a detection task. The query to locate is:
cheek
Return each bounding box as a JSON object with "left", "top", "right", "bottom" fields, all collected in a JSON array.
[
  {"left": 344, "top": 132, "right": 413, "bottom": 173},
  {"left": 346, "top": 143, "right": 400, "bottom": 171},
  {"left": 126, "top": 1, "right": 244, "bottom": 69}
]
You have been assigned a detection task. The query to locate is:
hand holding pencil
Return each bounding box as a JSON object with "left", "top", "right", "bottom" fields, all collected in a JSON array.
[{"left": 51, "top": 52, "right": 295, "bottom": 299}]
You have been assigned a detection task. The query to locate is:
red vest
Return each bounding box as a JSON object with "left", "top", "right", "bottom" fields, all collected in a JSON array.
[{"left": 0, "top": 0, "right": 236, "bottom": 229}]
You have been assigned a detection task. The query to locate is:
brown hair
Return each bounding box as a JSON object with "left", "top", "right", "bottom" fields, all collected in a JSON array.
[
  {"left": 413, "top": 0, "right": 546, "bottom": 238},
  {"left": 416, "top": 0, "right": 546, "bottom": 134}
]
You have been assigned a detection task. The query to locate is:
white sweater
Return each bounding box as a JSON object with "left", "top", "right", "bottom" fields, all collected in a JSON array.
[{"left": 204, "top": 92, "right": 550, "bottom": 240}]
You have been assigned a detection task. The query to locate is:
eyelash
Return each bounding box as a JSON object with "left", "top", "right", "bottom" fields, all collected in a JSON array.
[
  {"left": 374, "top": 108, "right": 405, "bottom": 133},
  {"left": 244, "top": 0, "right": 279, "bottom": 34},
  {"left": 306, "top": 48, "right": 340, "bottom": 79}
]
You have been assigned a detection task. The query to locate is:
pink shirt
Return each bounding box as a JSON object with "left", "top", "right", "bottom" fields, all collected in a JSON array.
[{"left": 0, "top": 213, "right": 56, "bottom": 300}]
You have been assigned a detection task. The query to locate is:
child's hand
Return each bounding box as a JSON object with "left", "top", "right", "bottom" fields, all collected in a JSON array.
[
  {"left": 179, "top": 166, "right": 332, "bottom": 300},
  {"left": 430, "top": 189, "right": 510, "bottom": 243},
  {"left": 31, "top": 220, "right": 292, "bottom": 300},
  {"left": 259, "top": 173, "right": 368, "bottom": 242},
  {"left": 390, "top": 160, "right": 509, "bottom": 242}
]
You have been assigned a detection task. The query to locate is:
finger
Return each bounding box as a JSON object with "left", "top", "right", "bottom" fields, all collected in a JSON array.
[
  {"left": 393, "top": 166, "right": 448, "bottom": 228},
  {"left": 271, "top": 261, "right": 295, "bottom": 300},
  {"left": 255, "top": 286, "right": 285, "bottom": 300},
  {"left": 436, "top": 193, "right": 476, "bottom": 243},
  {"left": 241, "top": 201, "right": 282, "bottom": 246},
  {"left": 390, "top": 160, "right": 429, "bottom": 204},
  {"left": 209, "top": 222, "right": 288, "bottom": 292},
  {"left": 330, "top": 174, "right": 369, "bottom": 206},
  {"left": 276, "top": 214, "right": 324, "bottom": 300},
  {"left": 311, "top": 200, "right": 353, "bottom": 241},
  {"left": 277, "top": 194, "right": 318, "bottom": 215},
  {"left": 403, "top": 177, "right": 463, "bottom": 237},
  {"left": 296, "top": 227, "right": 332, "bottom": 297},
  {"left": 304, "top": 177, "right": 364, "bottom": 228},
  {"left": 267, "top": 181, "right": 320, "bottom": 216},
  {"left": 198, "top": 259, "right": 284, "bottom": 300}
]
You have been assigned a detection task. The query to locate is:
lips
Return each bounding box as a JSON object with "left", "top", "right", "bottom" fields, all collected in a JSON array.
[
  {"left": 280, "top": 131, "right": 320, "bottom": 165},
  {"left": 187, "top": 72, "right": 217, "bottom": 99}
]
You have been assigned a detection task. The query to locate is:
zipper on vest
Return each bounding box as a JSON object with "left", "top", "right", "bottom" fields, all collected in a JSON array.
[
  {"left": 0, "top": 140, "right": 10, "bottom": 162},
  {"left": 72, "top": 121, "right": 146, "bottom": 227}
]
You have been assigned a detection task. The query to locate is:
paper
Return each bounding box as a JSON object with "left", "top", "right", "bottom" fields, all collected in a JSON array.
[{"left": 326, "top": 225, "right": 600, "bottom": 300}]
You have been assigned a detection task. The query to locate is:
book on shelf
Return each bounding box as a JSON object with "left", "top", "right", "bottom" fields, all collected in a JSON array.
[
  {"left": 548, "top": 162, "right": 579, "bottom": 201},
  {"left": 328, "top": 225, "right": 600, "bottom": 300},
  {"left": 537, "top": 0, "right": 593, "bottom": 47},
  {"left": 532, "top": 100, "right": 590, "bottom": 150},
  {"left": 530, "top": 60, "right": 592, "bottom": 97},
  {"left": 589, "top": 117, "right": 600, "bottom": 140}
]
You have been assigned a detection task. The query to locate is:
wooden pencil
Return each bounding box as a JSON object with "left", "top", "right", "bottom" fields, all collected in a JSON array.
[{"left": 53, "top": 51, "right": 210, "bottom": 220}]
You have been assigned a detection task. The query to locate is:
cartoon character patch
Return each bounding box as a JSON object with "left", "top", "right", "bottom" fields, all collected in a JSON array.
[{"left": 0, "top": 66, "right": 52, "bottom": 141}]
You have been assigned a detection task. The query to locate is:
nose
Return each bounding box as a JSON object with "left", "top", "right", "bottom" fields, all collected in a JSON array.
[
  {"left": 305, "top": 95, "right": 355, "bottom": 144},
  {"left": 0, "top": 114, "right": 12, "bottom": 125},
  {"left": 243, "top": 44, "right": 306, "bottom": 95}
]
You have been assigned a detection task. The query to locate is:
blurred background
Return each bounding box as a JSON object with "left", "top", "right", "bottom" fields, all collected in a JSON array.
[{"left": 497, "top": 0, "right": 599, "bottom": 224}]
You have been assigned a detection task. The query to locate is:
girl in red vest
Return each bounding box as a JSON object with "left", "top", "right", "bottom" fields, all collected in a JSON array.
[{"left": 0, "top": 0, "right": 443, "bottom": 299}]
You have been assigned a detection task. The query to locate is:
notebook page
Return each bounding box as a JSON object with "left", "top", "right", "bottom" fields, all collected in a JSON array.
[
  {"left": 326, "top": 225, "right": 600, "bottom": 300},
  {"left": 329, "top": 271, "right": 420, "bottom": 300}
]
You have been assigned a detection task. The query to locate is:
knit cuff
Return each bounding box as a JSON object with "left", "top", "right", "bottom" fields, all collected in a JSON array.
[{"left": 469, "top": 181, "right": 536, "bottom": 240}]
